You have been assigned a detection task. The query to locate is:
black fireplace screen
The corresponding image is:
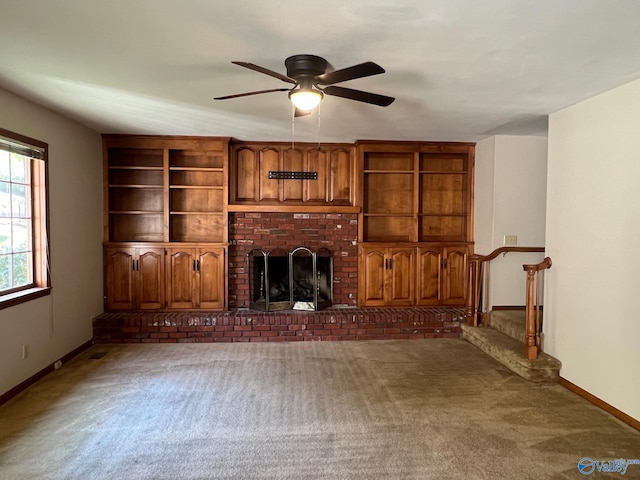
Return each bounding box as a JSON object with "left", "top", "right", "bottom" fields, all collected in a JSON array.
[{"left": 248, "top": 247, "right": 332, "bottom": 311}]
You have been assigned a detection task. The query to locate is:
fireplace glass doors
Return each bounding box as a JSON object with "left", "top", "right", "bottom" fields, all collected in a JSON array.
[{"left": 248, "top": 247, "right": 332, "bottom": 311}]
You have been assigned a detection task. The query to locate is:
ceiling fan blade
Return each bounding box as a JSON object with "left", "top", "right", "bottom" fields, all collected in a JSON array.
[
  {"left": 323, "top": 86, "right": 395, "bottom": 107},
  {"left": 294, "top": 108, "right": 312, "bottom": 117},
  {"left": 316, "top": 62, "right": 385, "bottom": 85},
  {"left": 214, "top": 88, "right": 291, "bottom": 100},
  {"left": 231, "top": 61, "right": 296, "bottom": 84}
]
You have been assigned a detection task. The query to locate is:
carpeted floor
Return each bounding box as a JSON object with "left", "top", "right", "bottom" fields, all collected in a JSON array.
[{"left": 0, "top": 339, "right": 638, "bottom": 479}]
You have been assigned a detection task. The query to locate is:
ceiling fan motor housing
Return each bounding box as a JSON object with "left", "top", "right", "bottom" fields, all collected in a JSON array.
[{"left": 285, "top": 55, "right": 328, "bottom": 81}]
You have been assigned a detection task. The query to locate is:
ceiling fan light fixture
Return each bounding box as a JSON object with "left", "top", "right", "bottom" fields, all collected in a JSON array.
[
  {"left": 216, "top": 56, "right": 395, "bottom": 109},
  {"left": 289, "top": 88, "right": 323, "bottom": 111}
]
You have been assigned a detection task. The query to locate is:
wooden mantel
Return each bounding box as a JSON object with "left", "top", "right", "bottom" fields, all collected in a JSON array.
[{"left": 227, "top": 205, "right": 360, "bottom": 213}]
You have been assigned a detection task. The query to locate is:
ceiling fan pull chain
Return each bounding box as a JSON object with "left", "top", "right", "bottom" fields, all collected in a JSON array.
[
  {"left": 291, "top": 104, "right": 296, "bottom": 151},
  {"left": 316, "top": 102, "right": 322, "bottom": 150}
]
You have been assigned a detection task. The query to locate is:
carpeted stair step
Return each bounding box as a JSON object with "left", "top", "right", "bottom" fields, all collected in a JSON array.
[
  {"left": 489, "top": 309, "right": 527, "bottom": 342},
  {"left": 460, "top": 324, "right": 561, "bottom": 383}
]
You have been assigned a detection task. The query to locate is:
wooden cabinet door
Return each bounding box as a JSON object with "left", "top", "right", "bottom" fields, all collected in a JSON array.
[
  {"left": 387, "top": 248, "right": 415, "bottom": 306},
  {"left": 166, "top": 248, "right": 197, "bottom": 309},
  {"left": 305, "top": 148, "right": 327, "bottom": 202},
  {"left": 105, "top": 247, "right": 164, "bottom": 310},
  {"left": 283, "top": 148, "right": 304, "bottom": 201},
  {"left": 198, "top": 248, "right": 225, "bottom": 310},
  {"left": 360, "top": 247, "right": 386, "bottom": 306},
  {"left": 442, "top": 247, "right": 468, "bottom": 305},
  {"left": 136, "top": 248, "right": 165, "bottom": 309},
  {"left": 328, "top": 148, "right": 352, "bottom": 204},
  {"left": 232, "top": 147, "right": 257, "bottom": 202},
  {"left": 416, "top": 247, "right": 442, "bottom": 306},
  {"left": 105, "top": 247, "right": 136, "bottom": 310},
  {"left": 166, "top": 247, "right": 226, "bottom": 310},
  {"left": 360, "top": 246, "right": 414, "bottom": 306},
  {"left": 258, "top": 148, "right": 280, "bottom": 202}
]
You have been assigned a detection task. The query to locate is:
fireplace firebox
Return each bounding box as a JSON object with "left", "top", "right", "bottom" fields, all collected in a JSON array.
[{"left": 248, "top": 247, "right": 333, "bottom": 311}]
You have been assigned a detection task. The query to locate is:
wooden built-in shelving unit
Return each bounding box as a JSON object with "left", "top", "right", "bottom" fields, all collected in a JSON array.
[
  {"left": 102, "top": 135, "right": 229, "bottom": 311},
  {"left": 356, "top": 141, "right": 474, "bottom": 307},
  {"left": 102, "top": 136, "right": 475, "bottom": 312}
]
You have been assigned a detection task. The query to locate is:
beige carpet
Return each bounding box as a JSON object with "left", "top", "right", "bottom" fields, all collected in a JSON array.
[{"left": 0, "top": 339, "right": 638, "bottom": 479}]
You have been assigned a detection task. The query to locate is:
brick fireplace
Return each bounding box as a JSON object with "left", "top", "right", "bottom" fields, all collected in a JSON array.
[{"left": 228, "top": 212, "right": 358, "bottom": 309}]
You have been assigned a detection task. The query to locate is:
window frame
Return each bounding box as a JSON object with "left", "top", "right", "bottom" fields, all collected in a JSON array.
[{"left": 0, "top": 127, "right": 51, "bottom": 310}]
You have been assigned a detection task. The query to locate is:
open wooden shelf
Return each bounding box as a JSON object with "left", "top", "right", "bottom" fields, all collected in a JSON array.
[
  {"left": 103, "top": 136, "right": 229, "bottom": 244},
  {"left": 357, "top": 142, "right": 473, "bottom": 243}
]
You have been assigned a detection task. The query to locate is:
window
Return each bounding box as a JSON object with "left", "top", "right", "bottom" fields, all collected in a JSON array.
[{"left": 0, "top": 128, "right": 50, "bottom": 309}]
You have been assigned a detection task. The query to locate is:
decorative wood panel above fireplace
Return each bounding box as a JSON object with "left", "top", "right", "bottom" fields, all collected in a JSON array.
[{"left": 230, "top": 141, "right": 355, "bottom": 207}]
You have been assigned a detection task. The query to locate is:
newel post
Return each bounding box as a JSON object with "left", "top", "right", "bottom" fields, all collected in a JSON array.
[
  {"left": 466, "top": 259, "right": 476, "bottom": 325},
  {"left": 523, "top": 265, "right": 538, "bottom": 360},
  {"left": 466, "top": 256, "right": 482, "bottom": 326}
]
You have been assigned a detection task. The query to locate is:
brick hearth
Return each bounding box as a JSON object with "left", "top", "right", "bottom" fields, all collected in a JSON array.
[{"left": 92, "top": 307, "right": 465, "bottom": 343}]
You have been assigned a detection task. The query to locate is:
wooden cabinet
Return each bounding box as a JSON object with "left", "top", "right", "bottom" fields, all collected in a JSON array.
[
  {"left": 359, "top": 244, "right": 468, "bottom": 307},
  {"left": 357, "top": 141, "right": 473, "bottom": 308},
  {"left": 104, "top": 244, "right": 227, "bottom": 311},
  {"left": 359, "top": 246, "right": 415, "bottom": 306},
  {"left": 416, "top": 245, "right": 469, "bottom": 306},
  {"left": 104, "top": 246, "right": 165, "bottom": 310},
  {"left": 230, "top": 142, "right": 354, "bottom": 205},
  {"left": 103, "top": 135, "right": 229, "bottom": 312},
  {"left": 357, "top": 141, "right": 474, "bottom": 243},
  {"left": 166, "top": 247, "right": 226, "bottom": 310}
]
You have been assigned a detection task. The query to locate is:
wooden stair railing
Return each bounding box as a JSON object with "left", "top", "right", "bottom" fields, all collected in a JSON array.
[
  {"left": 465, "top": 247, "right": 551, "bottom": 360},
  {"left": 523, "top": 257, "right": 552, "bottom": 360},
  {"left": 465, "top": 247, "right": 545, "bottom": 327}
]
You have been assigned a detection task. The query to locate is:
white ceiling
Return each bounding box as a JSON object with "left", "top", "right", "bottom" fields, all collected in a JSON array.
[{"left": 2, "top": 0, "right": 640, "bottom": 143}]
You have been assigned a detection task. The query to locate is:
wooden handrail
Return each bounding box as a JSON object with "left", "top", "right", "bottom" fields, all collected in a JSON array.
[
  {"left": 470, "top": 246, "right": 545, "bottom": 263},
  {"left": 523, "top": 257, "right": 552, "bottom": 360},
  {"left": 466, "top": 247, "right": 545, "bottom": 327}
]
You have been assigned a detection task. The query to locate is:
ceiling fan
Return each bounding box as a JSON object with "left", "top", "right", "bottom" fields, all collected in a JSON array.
[{"left": 214, "top": 54, "right": 395, "bottom": 116}]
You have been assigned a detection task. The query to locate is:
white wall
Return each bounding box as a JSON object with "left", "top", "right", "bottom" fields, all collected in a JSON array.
[
  {"left": 0, "top": 88, "right": 103, "bottom": 396},
  {"left": 474, "top": 135, "right": 547, "bottom": 307},
  {"left": 546, "top": 78, "right": 640, "bottom": 421},
  {"left": 473, "top": 136, "right": 495, "bottom": 251}
]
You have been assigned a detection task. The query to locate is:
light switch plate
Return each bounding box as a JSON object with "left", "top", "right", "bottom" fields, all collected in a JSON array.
[{"left": 504, "top": 235, "right": 518, "bottom": 246}]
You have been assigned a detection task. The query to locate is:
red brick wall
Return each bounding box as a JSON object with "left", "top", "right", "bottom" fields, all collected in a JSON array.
[{"left": 228, "top": 212, "right": 358, "bottom": 309}]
